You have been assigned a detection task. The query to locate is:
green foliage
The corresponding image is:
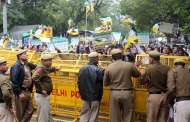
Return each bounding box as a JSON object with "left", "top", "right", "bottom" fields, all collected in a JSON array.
[
  {"left": 120, "top": 0, "right": 190, "bottom": 33},
  {"left": 0, "top": 0, "right": 134, "bottom": 36},
  {"left": 1, "top": 0, "right": 123, "bottom": 35}
]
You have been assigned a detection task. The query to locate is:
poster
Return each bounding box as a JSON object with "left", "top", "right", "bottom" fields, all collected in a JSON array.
[
  {"left": 31, "top": 39, "right": 41, "bottom": 45},
  {"left": 111, "top": 32, "right": 121, "bottom": 42},
  {"left": 23, "top": 36, "right": 30, "bottom": 46},
  {"left": 49, "top": 37, "right": 69, "bottom": 52},
  {"left": 137, "top": 33, "right": 149, "bottom": 46},
  {"left": 70, "top": 37, "right": 79, "bottom": 47},
  {"left": 159, "top": 22, "right": 179, "bottom": 34}
]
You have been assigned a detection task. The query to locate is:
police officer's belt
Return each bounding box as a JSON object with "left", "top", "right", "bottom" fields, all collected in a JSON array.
[
  {"left": 36, "top": 90, "right": 51, "bottom": 95},
  {"left": 176, "top": 96, "right": 190, "bottom": 102},
  {"left": 110, "top": 89, "right": 132, "bottom": 91},
  {"left": 149, "top": 90, "right": 166, "bottom": 94}
]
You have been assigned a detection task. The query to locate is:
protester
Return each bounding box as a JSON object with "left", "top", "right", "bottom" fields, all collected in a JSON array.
[
  {"left": 172, "top": 45, "right": 179, "bottom": 56},
  {"left": 163, "top": 45, "right": 172, "bottom": 55}
]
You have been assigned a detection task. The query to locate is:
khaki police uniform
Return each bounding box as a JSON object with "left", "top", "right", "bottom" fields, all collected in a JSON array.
[
  {"left": 0, "top": 57, "right": 15, "bottom": 122},
  {"left": 167, "top": 59, "right": 190, "bottom": 122},
  {"left": 13, "top": 50, "right": 34, "bottom": 122},
  {"left": 32, "top": 54, "right": 58, "bottom": 122},
  {"left": 140, "top": 51, "right": 170, "bottom": 122},
  {"left": 104, "top": 49, "right": 141, "bottom": 122}
]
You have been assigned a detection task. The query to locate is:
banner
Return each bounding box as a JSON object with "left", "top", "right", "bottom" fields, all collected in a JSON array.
[
  {"left": 111, "top": 32, "right": 121, "bottom": 42},
  {"left": 23, "top": 36, "right": 30, "bottom": 46},
  {"left": 159, "top": 22, "right": 179, "bottom": 34},
  {"left": 137, "top": 33, "right": 149, "bottom": 46},
  {"left": 70, "top": 37, "right": 79, "bottom": 47},
  {"left": 49, "top": 37, "right": 69, "bottom": 52},
  {"left": 30, "top": 39, "right": 41, "bottom": 45}
]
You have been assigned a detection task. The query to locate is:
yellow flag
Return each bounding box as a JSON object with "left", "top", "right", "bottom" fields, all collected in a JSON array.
[
  {"left": 67, "top": 28, "right": 79, "bottom": 36},
  {"left": 43, "top": 27, "right": 53, "bottom": 38},
  {"left": 91, "top": 1, "right": 95, "bottom": 12},
  {"left": 124, "top": 42, "right": 130, "bottom": 50},
  {"left": 125, "top": 36, "right": 139, "bottom": 50},
  {"left": 2, "top": 39, "right": 8, "bottom": 48},
  {"left": 128, "top": 36, "right": 139, "bottom": 43},
  {"left": 152, "top": 24, "right": 159, "bottom": 33},
  {"left": 86, "top": 5, "right": 91, "bottom": 13},
  {"left": 79, "top": 36, "right": 88, "bottom": 42},
  {"left": 152, "top": 26, "right": 159, "bottom": 33},
  {"left": 123, "top": 17, "right": 135, "bottom": 24}
]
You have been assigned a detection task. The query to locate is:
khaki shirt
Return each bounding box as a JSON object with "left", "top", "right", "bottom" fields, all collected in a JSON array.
[
  {"left": 103, "top": 59, "right": 141, "bottom": 89},
  {"left": 22, "top": 65, "right": 32, "bottom": 89},
  {"left": 0, "top": 73, "right": 13, "bottom": 107},
  {"left": 32, "top": 63, "right": 57, "bottom": 95},
  {"left": 140, "top": 62, "right": 170, "bottom": 92},
  {"left": 167, "top": 67, "right": 190, "bottom": 97}
]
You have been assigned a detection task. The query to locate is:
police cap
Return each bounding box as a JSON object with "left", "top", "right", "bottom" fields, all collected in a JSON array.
[
  {"left": 149, "top": 51, "right": 160, "bottom": 57},
  {"left": 0, "top": 57, "right": 6, "bottom": 64},
  {"left": 174, "top": 59, "right": 186, "bottom": 65},
  {"left": 41, "top": 54, "right": 53, "bottom": 60},
  {"left": 110, "top": 49, "right": 122, "bottom": 55},
  {"left": 16, "top": 49, "right": 26, "bottom": 56},
  {"left": 88, "top": 52, "right": 99, "bottom": 58}
]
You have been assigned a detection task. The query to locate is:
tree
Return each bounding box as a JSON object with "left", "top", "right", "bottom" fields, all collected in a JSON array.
[
  {"left": 0, "top": 0, "right": 114, "bottom": 34},
  {"left": 0, "top": 0, "right": 127, "bottom": 35},
  {"left": 120, "top": 0, "right": 190, "bottom": 33}
]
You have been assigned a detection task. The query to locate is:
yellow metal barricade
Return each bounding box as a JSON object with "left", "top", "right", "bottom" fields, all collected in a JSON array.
[
  {"left": 133, "top": 54, "right": 190, "bottom": 121},
  {"left": 34, "top": 52, "right": 112, "bottom": 121},
  {"left": 136, "top": 54, "right": 190, "bottom": 68},
  {"left": 0, "top": 49, "right": 39, "bottom": 67},
  {"left": 44, "top": 69, "right": 110, "bottom": 122},
  {"left": 4, "top": 50, "right": 190, "bottom": 122}
]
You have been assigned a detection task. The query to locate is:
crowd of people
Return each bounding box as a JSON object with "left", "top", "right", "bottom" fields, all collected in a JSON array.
[
  {"left": 21, "top": 40, "right": 190, "bottom": 62},
  {"left": 0, "top": 39, "right": 190, "bottom": 122}
]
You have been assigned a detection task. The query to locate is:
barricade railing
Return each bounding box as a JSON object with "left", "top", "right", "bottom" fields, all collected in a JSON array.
[
  {"left": 36, "top": 69, "right": 111, "bottom": 122},
  {"left": 133, "top": 54, "right": 190, "bottom": 121},
  {"left": 43, "top": 52, "right": 112, "bottom": 61},
  {"left": 2, "top": 50, "right": 190, "bottom": 121},
  {"left": 31, "top": 53, "right": 112, "bottom": 121},
  {"left": 45, "top": 55, "right": 112, "bottom": 121},
  {"left": 0, "top": 49, "right": 39, "bottom": 67},
  {"left": 136, "top": 54, "right": 190, "bottom": 69}
]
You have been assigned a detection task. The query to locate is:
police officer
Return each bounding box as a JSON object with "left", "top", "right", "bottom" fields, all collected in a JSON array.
[
  {"left": 32, "top": 54, "right": 60, "bottom": 122},
  {"left": 78, "top": 52, "right": 104, "bottom": 122},
  {"left": 167, "top": 59, "right": 190, "bottom": 122},
  {"left": 103, "top": 49, "right": 141, "bottom": 122},
  {"left": 140, "top": 51, "right": 170, "bottom": 122},
  {"left": 10, "top": 49, "right": 36, "bottom": 122},
  {"left": 0, "top": 57, "right": 15, "bottom": 122}
]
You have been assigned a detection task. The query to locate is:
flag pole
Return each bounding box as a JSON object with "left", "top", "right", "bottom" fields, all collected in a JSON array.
[
  {"left": 85, "top": 13, "right": 87, "bottom": 38},
  {"left": 3, "top": 1, "right": 7, "bottom": 34},
  {"left": 94, "top": 10, "right": 96, "bottom": 30}
]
